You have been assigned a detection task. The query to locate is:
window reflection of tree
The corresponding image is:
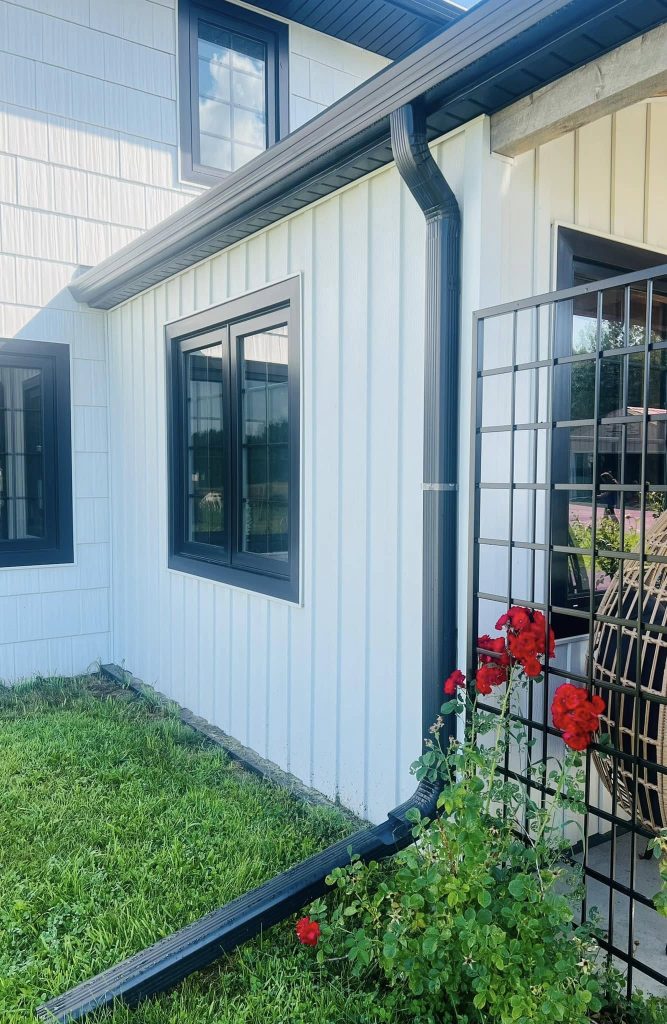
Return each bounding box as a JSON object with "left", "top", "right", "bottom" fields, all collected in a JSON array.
[{"left": 551, "top": 240, "right": 667, "bottom": 634}]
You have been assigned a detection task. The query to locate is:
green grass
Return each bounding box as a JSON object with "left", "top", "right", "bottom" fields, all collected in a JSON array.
[{"left": 0, "top": 677, "right": 387, "bottom": 1024}]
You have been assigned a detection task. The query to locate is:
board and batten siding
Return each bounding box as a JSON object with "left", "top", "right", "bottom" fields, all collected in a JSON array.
[{"left": 107, "top": 125, "right": 470, "bottom": 821}]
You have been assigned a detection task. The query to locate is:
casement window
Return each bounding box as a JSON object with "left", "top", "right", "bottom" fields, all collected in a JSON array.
[
  {"left": 167, "top": 279, "right": 300, "bottom": 600},
  {"left": 179, "top": 0, "right": 289, "bottom": 186},
  {"left": 0, "top": 340, "right": 73, "bottom": 568},
  {"left": 552, "top": 228, "right": 667, "bottom": 636}
]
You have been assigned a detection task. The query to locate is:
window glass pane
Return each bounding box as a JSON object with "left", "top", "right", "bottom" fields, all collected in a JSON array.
[
  {"left": 199, "top": 97, "right": 231, "bottom": 137},
  {"left": 198, "top": 20, "right": 267, "bottom": 173},
  {"left": 185, "top": 344, "right": 226, "bottom": 549},
  {"left": 558, "top": 259, "right": 667, "bottom": 611},
  {"left": 200, "top": 134, "right": 232, "bottom": 172},
  {"left": 0, "top": 366, "right": 45, "bottom": 541},
  {"left": 240, "top": 325, "right": 289, "bottom": 560}
]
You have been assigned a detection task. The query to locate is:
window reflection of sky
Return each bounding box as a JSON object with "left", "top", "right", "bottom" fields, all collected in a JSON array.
[{"left": 197, "top": 21, "right": 267, "bottom": 172}]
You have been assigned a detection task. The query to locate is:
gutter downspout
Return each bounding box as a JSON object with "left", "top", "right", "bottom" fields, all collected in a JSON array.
[{"left": 390, "top": 102, "right": 461, "bottom": 741}]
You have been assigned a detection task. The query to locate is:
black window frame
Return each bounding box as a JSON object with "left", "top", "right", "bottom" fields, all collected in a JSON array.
[
  {"left": 178, "top": 0, "right": 289, "bottom": 187},
  {"left": 0, "top": 339, "right": 73, "bottom": 568},
  {"left": 552, "top": 226, "right": 667, "bottom": 637},
  {"left": 167, "top": 278, "right": 300, "bottom": 601}
]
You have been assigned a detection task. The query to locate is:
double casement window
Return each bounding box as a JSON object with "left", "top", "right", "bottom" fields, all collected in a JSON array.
[
  {"left": 0, "top": 340, "right": 73, "bottom": 568},
  {"left": 167, "top": 279, "right": 300, "bottom": 601},
  {"left": 179, "top": 0, "right": 289, "bottom": 185}
]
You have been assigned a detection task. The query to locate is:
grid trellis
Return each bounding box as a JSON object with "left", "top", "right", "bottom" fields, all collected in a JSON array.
[{"left": 470, "top": 262, "right": 667, "bottom": 994}]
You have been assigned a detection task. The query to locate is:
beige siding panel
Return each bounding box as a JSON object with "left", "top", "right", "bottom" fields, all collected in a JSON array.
[
  {"left": 576, "top": 116, "right": 613, "bottom": 234},
  {"left": 645, "top": 101, "right": 667, "bottom": 249},
  {"left": 534, "top": 132, "right": 576, "bottom": 291},
  {"left": 612, "top": 104, "right": 648, "bottom": 242}
]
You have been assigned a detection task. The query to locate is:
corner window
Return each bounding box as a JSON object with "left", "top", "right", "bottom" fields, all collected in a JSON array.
[
  {"left": 179, "top": 0, "right": 289, "bottom": 185},
  {"left": 167, "top": 279, "right": 300, "bottom": 600},
  {"left": 0, "top": 340, "right": 73, "bottom": 568},
  {"left": 552, "top": 228, "right": 667, "bottom": 636}
]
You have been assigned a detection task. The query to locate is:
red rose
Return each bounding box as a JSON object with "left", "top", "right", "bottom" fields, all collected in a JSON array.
[
  {"left": 551, "top": 684, "right": 605, "bottom": 751},
  {"left": 476, "top": 664, "right": 507, "bottom": 694},
  {"left": 444, "top": 669, "right": 466, "bottom": 695},
  {"left": 296, "top": 916, "right": 321, "bottom": 946},
  {"left": 522, "top": 655, "right": 542, "bottom": 678},
  {"left": 496, "top": 606, "right": 530, "bottom": 632}
]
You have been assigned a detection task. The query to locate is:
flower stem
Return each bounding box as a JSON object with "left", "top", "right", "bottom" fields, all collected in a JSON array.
[{"left": 483, "top": 671, "right": 515, "bottom": 818}]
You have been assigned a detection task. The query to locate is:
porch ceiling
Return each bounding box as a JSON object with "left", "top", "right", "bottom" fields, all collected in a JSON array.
[{"left": 71, "top": 0, "right": 667, "bottom": 311}]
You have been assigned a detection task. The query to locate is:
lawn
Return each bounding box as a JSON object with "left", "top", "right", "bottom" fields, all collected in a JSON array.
[{"left": 0, "top": 677, "right": 386, "bottom": 1024}]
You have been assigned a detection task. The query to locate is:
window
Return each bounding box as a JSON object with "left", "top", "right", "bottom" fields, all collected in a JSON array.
[
  {"left": 0, "top": 340, "right": 73, "bottom": 567},
  {"left": 167, "top": 279, "right": 300, "bottom": 600},
  {"left": 552, "top": 228, "right": 667, "bottom": 636},
  {"left": 179, "top": 0, "right": 289, "bottom": 185}
]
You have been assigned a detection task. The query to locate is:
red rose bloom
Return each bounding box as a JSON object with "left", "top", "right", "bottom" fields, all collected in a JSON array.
[
  {"left": 476, "top": 664, "right": 507, "bottom": 695},
  {"left": 496, "top": 606, "right": 531, "bottom": 632},
  {"left": 551, "top": 683, "right": 605, "bottom": 751},
  {"left": 477, "top": 635, "right": 509, "bottom": 666},
  {"left": 444, "top": 669, "right": 466, "bottom": 696},
  {"left": 296, "top": 917, "right": 321, "bottom": 946},
  {"left": 522, "top": 655, "right": 542, "bottom": 678}
]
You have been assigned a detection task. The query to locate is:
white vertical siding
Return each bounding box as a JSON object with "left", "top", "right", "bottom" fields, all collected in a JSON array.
[{"left": 106, "top": 128, "right": 469, "bottom": 820}]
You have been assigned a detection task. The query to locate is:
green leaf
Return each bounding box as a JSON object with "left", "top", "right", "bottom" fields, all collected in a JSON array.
[{"left": 508, "top": 875, "right": 528, "bottom": 900}]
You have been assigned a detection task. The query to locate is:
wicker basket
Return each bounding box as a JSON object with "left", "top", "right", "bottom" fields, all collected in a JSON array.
[{"left": 590, "top": 508, "right": 667, "bottom": 833}]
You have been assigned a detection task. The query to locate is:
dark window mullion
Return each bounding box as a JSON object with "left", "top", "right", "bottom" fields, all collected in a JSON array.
[
  {"left": 229, "top": 321, "right": 241, "bottom": 567},
  {"left": 222, "top": 327, "right": 233, "bottom": 564}
]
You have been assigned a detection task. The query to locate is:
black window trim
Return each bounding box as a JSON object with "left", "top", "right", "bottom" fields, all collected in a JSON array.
[
  {"left": 0, "top": 338, "right": 73, "bottom": 568},
  {"left": 551, "top": 225, "right": 667, "bottom": 638},
  {"left": 166, "top": 277, "right": 300, "bottom": 602},
  {"left": 178, "top": 0, "right": 290, "bottom": 187}
]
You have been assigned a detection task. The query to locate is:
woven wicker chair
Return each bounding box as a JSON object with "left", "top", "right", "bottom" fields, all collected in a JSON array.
[{"left": 591, "top": 508, "right": 667, "bottom": 833}]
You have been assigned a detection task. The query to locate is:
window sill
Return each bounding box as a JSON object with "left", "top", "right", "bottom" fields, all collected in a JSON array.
[{"left": 168, "top": 552, "right": 299, "bottom": 604}]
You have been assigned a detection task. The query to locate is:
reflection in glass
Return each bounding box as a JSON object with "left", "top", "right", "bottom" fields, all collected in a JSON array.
[
  {"left": 559, "top": 268, "right": 667, "bottom": 610},
  {"left": 240, "top": 326, "right": 289, "bottom": 560},
  {"left": 197, "top": 20, "right": 267, "bottom": 173},
  {"left": 185, "top": 344, "right": 226, "bottom": 548},
  {"left": 0, "top": 366, "right": 45, "bottom": 541}
]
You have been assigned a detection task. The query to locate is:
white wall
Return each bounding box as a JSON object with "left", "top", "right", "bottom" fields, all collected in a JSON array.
[
  {"left": 106, "top": 125, "right": 472, "bottom": 821},
  {"left": 0, "top": 0, "right": 387, "bottom": 682}
]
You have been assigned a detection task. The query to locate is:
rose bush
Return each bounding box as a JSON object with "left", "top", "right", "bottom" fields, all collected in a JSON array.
[{"left": 292, "top": 606, "right": 658, "bottom": 1024}]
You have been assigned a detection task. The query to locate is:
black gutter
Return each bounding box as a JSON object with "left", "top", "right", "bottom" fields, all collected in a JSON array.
[
  {"left": 69, "top": 0, "right": 667, "bottom": 310},
  {"left": 36, "top": 779, "right": 442, "bottom": 1022},
  {"left": 390, "top": 102, "right": 460, "bottom": 739}
]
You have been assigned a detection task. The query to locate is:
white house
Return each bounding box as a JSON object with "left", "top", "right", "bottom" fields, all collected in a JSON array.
[{"left": 1, "top": 0, "right": 666, "bottom": 858}]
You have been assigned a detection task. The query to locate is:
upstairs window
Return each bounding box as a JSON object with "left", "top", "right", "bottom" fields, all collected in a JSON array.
[
  {"left": 179, "top": 0, "right": 289, "bottom": 185},
  {"left": 167, "top": 279, "right": 300, "bottom": 601},
  {"left": 0, "top": 340, "right": 73, "bottom": 568}
]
